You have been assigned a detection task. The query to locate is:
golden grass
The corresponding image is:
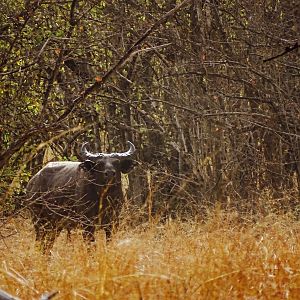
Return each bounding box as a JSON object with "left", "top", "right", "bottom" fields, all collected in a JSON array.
[{"left": 1, "top": 209, "right": 300, "bottom": 299}]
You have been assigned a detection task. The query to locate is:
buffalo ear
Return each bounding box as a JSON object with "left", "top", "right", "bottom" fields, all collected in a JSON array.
[
  {"left": 79, "top": 160, "right": 95, "bottom": 172},
  {"left": 120, "top": 159, "right": 135, "bottom": 174}
]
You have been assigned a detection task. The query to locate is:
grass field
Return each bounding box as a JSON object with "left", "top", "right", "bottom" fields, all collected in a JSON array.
[{"left": 1, "top": 208, "right": 300, "bottom": 299}]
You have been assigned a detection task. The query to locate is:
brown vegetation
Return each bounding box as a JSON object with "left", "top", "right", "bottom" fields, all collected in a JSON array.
[
  {"left": 0, "top": 0, "right": 299, "bottom": 298},
  {"left": 1, "top": 206, "right": 300, "bottom": 299},
  {"left": 1, "top": 0, "right": 299, "bottom": 210}
]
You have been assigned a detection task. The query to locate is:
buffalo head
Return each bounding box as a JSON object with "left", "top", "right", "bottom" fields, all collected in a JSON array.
[{"left": 79, "top": 141, "right": 136, "bottom": 184}]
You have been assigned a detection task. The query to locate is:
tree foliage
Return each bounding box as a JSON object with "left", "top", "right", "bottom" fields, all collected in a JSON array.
[{"left": 1, "top": 0, "right": 299, "bottom": 215}]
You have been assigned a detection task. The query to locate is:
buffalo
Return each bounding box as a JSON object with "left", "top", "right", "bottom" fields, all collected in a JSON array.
[{"left": 26, "top": 141, "right": 136, "bottom": 253}]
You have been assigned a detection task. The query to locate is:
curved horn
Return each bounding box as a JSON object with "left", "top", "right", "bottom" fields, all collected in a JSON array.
[
  {"left": 81, "top": 142, "right": 101, "bottom": 159},
  {"left": 113, "top": 141, "right": 136, "bottom": 158},
  {"left": 101, "top": 141, "right": 135, "bottom": 158},
  {"left": 81, "top": 141, "right": 136, "bottom": 159}
]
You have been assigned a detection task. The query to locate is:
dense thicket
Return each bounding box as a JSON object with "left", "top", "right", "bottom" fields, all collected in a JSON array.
[{"left": 1, "top": 0, "right": 299, "bottom": 216}]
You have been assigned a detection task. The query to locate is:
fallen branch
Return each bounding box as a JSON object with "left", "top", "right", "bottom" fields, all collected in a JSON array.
[
  {"left": 0, "top": 289, "right": 21, "bottom": 300},
  {"left": 0, "top": 289, "right": 58, "bottom": 300}
]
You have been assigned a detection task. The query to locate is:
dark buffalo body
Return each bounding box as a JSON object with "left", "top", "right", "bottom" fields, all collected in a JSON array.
[{"left": 26, "top": 141, "right": 136, "bottom": 253}]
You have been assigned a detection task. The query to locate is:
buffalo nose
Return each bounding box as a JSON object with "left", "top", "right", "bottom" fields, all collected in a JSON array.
[{"left": 104, "top": 170, "right": 116, "bottom": 178}]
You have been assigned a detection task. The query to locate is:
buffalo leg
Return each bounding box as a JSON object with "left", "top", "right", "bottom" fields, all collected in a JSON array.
[
  {"left": 104, "top": 224, "right": 113, "bottom": 240},
  {"left": 34, "top": 221, "right": 60, "bottom": 254},
  {"left": 33, "top": 221, "right": 48, "bottom": 252},
  {"left": 82, "top": 225, "right": 95, "bottom": 243},
  {"left": 66, "top": 228, "right": 72, "bottom": 242},
  {"left": 43, "top": 230, "right": 59, "bottom": 255},
  {"left": 102, "top": 210, "right": 119, "bottom": 240},
  {"left": 101, "top": 207, "right": 117, "bottom": 240}
]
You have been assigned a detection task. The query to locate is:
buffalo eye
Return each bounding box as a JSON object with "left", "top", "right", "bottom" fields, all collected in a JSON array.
[
  {"left": 119, "top": 159, "right": 135, "bottom": 174},
  {"left": 79, "top": 160, "right": 95, "bottom": 172}
]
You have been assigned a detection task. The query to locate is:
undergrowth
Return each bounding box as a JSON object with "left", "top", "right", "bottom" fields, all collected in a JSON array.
[{"left": 1, "top": 206, "right": 300, "bottom": 299}]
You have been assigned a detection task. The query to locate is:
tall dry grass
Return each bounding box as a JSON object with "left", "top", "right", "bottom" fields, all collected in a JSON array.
[{"left": 1, "top": 206, "right": 300, "bottom": 299}]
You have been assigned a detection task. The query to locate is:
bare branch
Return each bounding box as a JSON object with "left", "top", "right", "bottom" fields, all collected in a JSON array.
[
  {"left": 56, "top": 0, "right": 192, "bottom": 122},
  {"left": 263, "top": 42, "right": 299, "bottom": 62}
]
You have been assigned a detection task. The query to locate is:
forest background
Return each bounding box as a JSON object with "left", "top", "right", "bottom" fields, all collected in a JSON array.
[
  {"left": 0, "top": 0, "right": 300, "bottom": 218},
  {"left": 1, "top": 1, "right": 300, "bottom": 299}
]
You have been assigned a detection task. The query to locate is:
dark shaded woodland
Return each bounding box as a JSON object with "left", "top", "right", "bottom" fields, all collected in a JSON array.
[{"left": 1, "top": 0, "right": 299, "bottom": 217}]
